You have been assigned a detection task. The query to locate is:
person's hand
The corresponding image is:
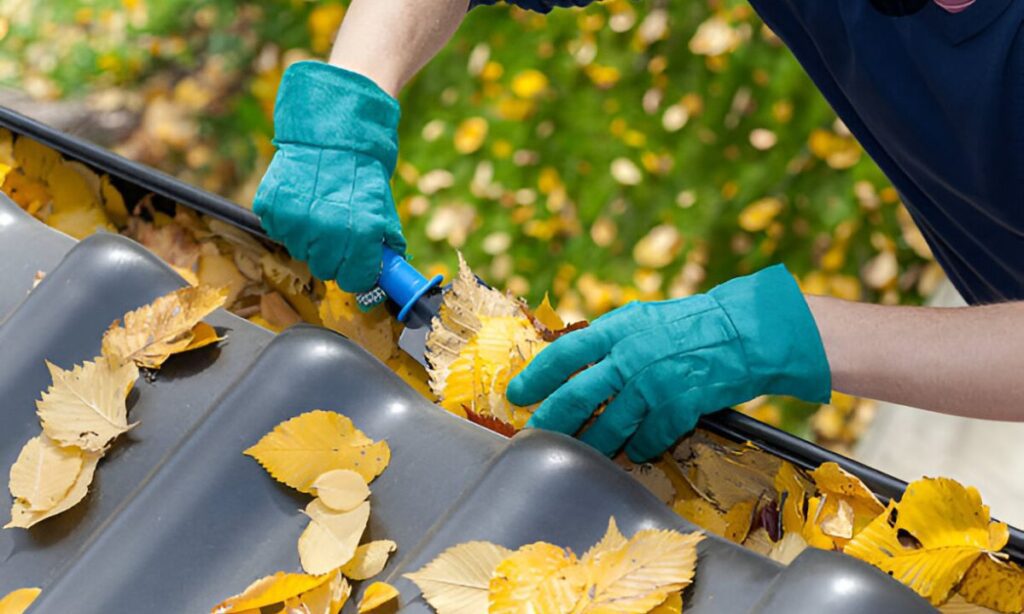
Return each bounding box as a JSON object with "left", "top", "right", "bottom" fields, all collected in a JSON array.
[
  {"left": 254, "top": 61, "right": 406, "bottom": 293},
  {"left": 506, "top": 265, "right": 832, "bottom": 461}
]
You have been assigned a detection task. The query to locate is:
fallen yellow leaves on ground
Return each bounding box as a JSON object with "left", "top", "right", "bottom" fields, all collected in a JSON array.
[
  {"left": 219, "top": 410, "right": 397, "bottom": 612},
  {"left": 0, "top": 588, "right": 41, "bottom": 614},
  {"left": 406, "top": 518, "right": 702, "bottom": 614},
  {"left": 5, "top": 285, "right": 225, "bottom": 530}
]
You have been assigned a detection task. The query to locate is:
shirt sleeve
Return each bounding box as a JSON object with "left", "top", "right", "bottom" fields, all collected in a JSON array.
[{"left": 468, "top": 0, "right": 597, "bottom": 13}]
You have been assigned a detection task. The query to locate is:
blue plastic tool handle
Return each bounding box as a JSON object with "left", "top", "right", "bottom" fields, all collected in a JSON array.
[{"left": 379, "top": 246, "right": 444, "bottom": 322}]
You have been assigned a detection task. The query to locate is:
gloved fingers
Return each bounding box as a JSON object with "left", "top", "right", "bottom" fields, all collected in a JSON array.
[
  {"left": 578, "top": 387, "right": 647, "bottom": 457},
  {"left": 624, "top": 387, "right": 705, "bottom": 462},
  {"left": 382, "top": 218, "right": 407, "bottom": 255},
  {"left": 524, "top": 360, "right": 622, "bottom": 436},
  {"left": 335, "top": 217, "right": 385, "bottom": 293},
  {"left": 506, "top": 326, "right": 616, "bottom": 406}
]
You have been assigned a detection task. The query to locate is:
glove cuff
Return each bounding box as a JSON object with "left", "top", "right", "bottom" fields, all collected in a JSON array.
[
  {"left": 273, "top": 61, "right": 401, "bottom": 174},
  {"left": 709, "top": 264, "right": 832, "bottom": 403}
]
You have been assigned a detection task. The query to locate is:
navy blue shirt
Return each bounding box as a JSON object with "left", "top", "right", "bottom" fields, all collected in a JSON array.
[{"left": 472, "top": 0, "right": 1024, "bottom": 304}]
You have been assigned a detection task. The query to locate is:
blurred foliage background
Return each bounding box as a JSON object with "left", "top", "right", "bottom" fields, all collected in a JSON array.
[{"left": 0, "top": 0, "right": 946, "bottom": 448}]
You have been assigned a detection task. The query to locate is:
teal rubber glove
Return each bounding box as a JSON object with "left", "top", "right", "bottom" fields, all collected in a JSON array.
[
  {"left": 253, "top": 61, "right": 406, "bottom": 292},
  {"left": 507, "top": 265, "right": 831, "bottom": 462}
]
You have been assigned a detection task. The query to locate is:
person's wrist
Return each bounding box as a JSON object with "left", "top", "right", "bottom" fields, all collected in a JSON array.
[
  {"left": 709, "top": 265, "right": 832, "bottom": 402},
  {"left": 327, "top": 56, "right": 402, "bottom": 98},
  {"left": 273, "top": 61, "right": 401, "bottom": 174}
]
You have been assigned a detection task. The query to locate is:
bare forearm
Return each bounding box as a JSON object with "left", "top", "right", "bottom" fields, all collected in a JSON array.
[
  {"left": 329, "top": 0, "right": 468, "bottom": 96},
  {"left": 806, "top": 295, "right": 1024, "bottom": 420}
]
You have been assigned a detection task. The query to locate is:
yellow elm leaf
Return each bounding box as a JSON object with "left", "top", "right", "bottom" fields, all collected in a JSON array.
[
  {"left": 357, "top": 582, "right": 399, "bottom": 614},
  {"left": 6, "top": 450, "right": 101, "bottom": 529},
  {"left": 46, "top": 205, "right": 115, "bottom": 241},
  {"left": 245, "top": 410, "right": 390, "bottom": 492},
  {"left": 101, "top": 285, "right": 228, "bottom": 369},
  {"left": 312, "top": 469, "right": 370, "bottom": 512},
  {"left": 582, "top": 517, "right": 628, "bottom": 564},
  {"left": 0, "top": 588, "right": 41, "bottom": 614},
  {"left": 532, "top": 294, "right": 565, "bottom": 332},
  {"left": 647, "top": 592, "right": 683, "bottom": 614},
  {"left": 8, "top": 434, "right": 83, "bottom": 511},
  {"left": 341, "top": 540, "right": 398, "bottom": 581},
  {"left": 957, "top": 554, "right": 1024, "bottom": 613},
  {"left": 844, "top": 478, "right": 1007, "bottom": 605},
  {"left": 197, "top": 252, "right": 247, "bottom": 306},
  {"left": 298, "top": 499, "right": 371, "bottom": 575},
  {"left": 811, "top": 462, "right": 885, "bottom": 538},
  {"left": 36, "top": 357, "right": 138, "bottom": 451},
  {"left": 212, "top": 571, "right": 332, "bottom": 613},
  {"left": 14, "top": 136, "right": 60, "bottom": 180},
  {"left": 184, "top": 321, "right": 225, "bottom": 353},
  {"left": 282, "top": 571, "right": 350, "bottom": 614},
  {"left": 579, "top": 529, "right": 703, "bottom": 613},
  {"left": 47, "top": 161, "right": 99, "bottom": 214},
  {"left": 404, "top": 541, "right": 512, "bottom": 614},
  {"left": 489, "top": 543, "right": 585, "bottom": 614},
  {"left": 672, "top": 498, "right": 755, "bottom": 545}
]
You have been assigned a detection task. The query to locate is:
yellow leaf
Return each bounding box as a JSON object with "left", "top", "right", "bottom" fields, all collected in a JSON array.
[
  {"left": 100, "top": 175, "right": 128, "bottom": 225},
  {"left": 454, "top": 117, "right": 489, "bottom": 155},
  {"left": 405, "top": 541, "right": 512, "bottom": 614},
  {"left": 341, "top": 540, "right": 398, "bottom": 580},
  {"left": 46, "top": 205, "right": 115, "bottom": 240},
  {"left": 245, "top": 410, "right": 390, "bottom": 493},
  {"left": 298, "top": 499, "right": 371, "bottom": 575},
  {"left": 14, "top": 136, "right": 60, "bottom": 180},
  {"left": 511, "top": 70, "right": 549, "bottom": 99},
  {"left": 36, "top": 357, "right": 138, "bottom": 451},
  {"left": 672, "top": 497, "right": 755, "bottom": 545},
  {"left": 533, "top": 294, "right": 565, "bottom": 331},
  {"left": 47, "top": 161, "right": 99, "bottom": 214},
  {"left": 319, "top": 281, "right": 399, "bottom": 364},
  {"left": 8, "top": 434, "right": 83, "bottom": 511},
  {"left": 198, "top": 251, "right": 247, "bottom": 306},
  {"left": 312, "top": 469, "right": 370, "bottom": 512},
  {"left": 281, "top": 570, "right": 350, "bottom": 614},
  {"left": 0, "top": 588, "right": 41, "bottom": 614},
  {"left": 578, "top": 529, "right": 703, "bottom": 613},
  {"left": 489, "top": 542, "right": 584, "bottom": 614},
  {"left": 102, "top": 285, "right": 227, "bottom": 369},
  {"left": 212, "top": 571, "right": 332, "bottom": 613},
  {"left": 6, "top": 450, "right": 101, "bottom": 529},
  {"left": 958, "top": 554, "right": 1024, "bottom": 614},
  {"left": 582, "top": 517, "right": 628, "bottom": 564},
  {"left": 647, "top": 592, "right": 683, "bottom": 614},
  {"left": 844, "top": 478, "right": 1007, "bottom": 605},
  {"left": 184, "top": 321, "right": 225, "bottom": 353},
  {"left": 357, "top": 582, "right": 399, "bottom": 614},
  {"left": 738, "top": 197, "right": 783, "bottom": 233}
]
